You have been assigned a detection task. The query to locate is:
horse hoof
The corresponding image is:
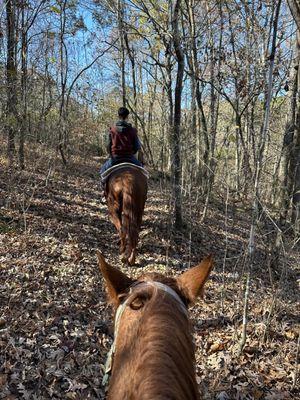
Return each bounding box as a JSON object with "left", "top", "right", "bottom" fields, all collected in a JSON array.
[
  {"left": 120, "top": 253, "right": 128, "bottom": 264},
  {"left": 128, "top": 253, "right": 136, "bottom": 266}
]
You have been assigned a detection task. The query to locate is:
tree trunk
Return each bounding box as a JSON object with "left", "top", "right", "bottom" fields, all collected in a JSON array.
[
  {"left": 118, "top": 0, "right": 127, "bottom": 107},
  {"left": 19, "top": 4, "right": 27, "bottom": 170},
  {"left": 281, "top": 46, "right": 298, "bottom": 221},
  {"left": 172, "top": 0, "right": 184, "bottom": 229},
  {"left": 186, "top": 0, "right": 209, "bottom": 188},
  {"left": 281, "top": 2, "right": 300, "bottom": 228},
  {"left": 124, "top": 29, "right": 138, "bottom": 126},
  {"left": 58, "top": 0, "right": 68, "bottom": 164},
  {"left": 6, "top": 0, "right": 17, "bottom": 162},
  {"left": 239, "top": 0, "right": 282, "bottom": 353},
  {"left": 290, "top": 32, "right": 300, "bottom": 228}
]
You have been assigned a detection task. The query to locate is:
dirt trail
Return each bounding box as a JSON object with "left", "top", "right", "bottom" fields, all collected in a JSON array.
[{"left": 0, "top": 156, "right": 299, "bottom": 399}]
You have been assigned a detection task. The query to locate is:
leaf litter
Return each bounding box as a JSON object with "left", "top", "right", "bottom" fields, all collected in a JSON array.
[{"left": 0, "top": 151, "right": 299, "bottom": 399}]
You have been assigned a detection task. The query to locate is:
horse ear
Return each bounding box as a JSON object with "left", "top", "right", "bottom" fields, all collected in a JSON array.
[
  {"left": 177, "top": 255, "right": 213, "bottom": 305},
  {"left": 96, "top": 251, "right": 134, "bottom": 307}
]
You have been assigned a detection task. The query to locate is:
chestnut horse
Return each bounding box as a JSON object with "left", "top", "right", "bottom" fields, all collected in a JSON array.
[
  {"left": 105, "top": 167, "right": 147, "bottom": 265},
  {"left": 97, "top": 252, "right": 213, "bottom": 400}
]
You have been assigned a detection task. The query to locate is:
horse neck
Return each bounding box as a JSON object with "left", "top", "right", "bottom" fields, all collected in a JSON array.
[{"left": 108, "top": 302, "right": 199, "bottom": 400}]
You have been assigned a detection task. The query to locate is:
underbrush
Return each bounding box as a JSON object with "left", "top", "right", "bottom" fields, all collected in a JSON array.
[{"left": 0, "top": 144, "right": 299, "bottom": 399}]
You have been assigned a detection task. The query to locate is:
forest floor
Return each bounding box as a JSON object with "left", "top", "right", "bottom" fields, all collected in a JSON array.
[{"left": 0, "top": 148, "right": 299, "bottom": 400}]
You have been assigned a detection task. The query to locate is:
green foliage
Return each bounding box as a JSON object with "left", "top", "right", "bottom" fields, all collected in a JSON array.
[{"left": 50, "top": 5, "right": 61, "bottom": 14}]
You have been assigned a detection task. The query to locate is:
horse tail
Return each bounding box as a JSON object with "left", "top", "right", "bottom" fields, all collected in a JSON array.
[{"left": 121, "top": 189, "right": 139, "bottom": 256}]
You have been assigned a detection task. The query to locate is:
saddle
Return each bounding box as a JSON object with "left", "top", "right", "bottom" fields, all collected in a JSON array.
[{"left": 101, "top": 162, "right": 149, "bottom": 185}]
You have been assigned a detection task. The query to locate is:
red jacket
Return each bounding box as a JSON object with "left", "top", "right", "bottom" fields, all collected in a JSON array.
[{"left": 108, "top": 121, "right": 140, "bottom": 157}]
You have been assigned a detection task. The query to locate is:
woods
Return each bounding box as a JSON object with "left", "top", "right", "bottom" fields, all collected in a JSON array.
[
  {"left": 1, "top": 0, "right": 299, "bottom": 229},
  {"left": 0, "top": 0, "right": 299, "bottom": 399}
]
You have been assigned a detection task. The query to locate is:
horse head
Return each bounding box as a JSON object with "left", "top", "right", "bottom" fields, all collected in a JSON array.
[{"left": 97, "top": 251, "right": 213, "bottom": 400}]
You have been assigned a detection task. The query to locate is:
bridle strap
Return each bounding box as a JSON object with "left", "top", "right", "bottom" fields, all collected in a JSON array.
[
  {"left": 102, "top": 299, "right": 127, "bottom": 387},
  {"left": 141, "top": 281, "right": 188, "bottom": 315},
  {"left": 101, "top": 280, "right": 188, "bottom": 387}
]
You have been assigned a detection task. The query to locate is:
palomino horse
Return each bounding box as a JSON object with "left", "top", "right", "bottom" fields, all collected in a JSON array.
[
  {"left": 97, "top": 251, "right": 213, "bottom": 400},
  {"left": 104, "top": 166, "right": 147, "bottom": 265}
]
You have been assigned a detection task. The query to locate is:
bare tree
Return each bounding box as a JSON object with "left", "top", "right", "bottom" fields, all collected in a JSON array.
[
  {"left": 281, "top": 0, "right": 300, "bottom": 229},
  {"left": 172, "top": 0, "right": 184, "bottom": 228},
  {"left": 6, "top": 0, "right": 17, "bottom": 162}
]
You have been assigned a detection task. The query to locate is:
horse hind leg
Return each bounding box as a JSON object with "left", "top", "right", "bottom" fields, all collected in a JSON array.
[
  {"left": 109, "top": 207, "right": 128, "bottom": 260},
  {"left": 120, "top": 182, "right": 146, "bottom": 266},
  {"left": 120, "top": 226, "right": 126, "bottom": 258},
  {"left": 109, "top": 209, "right": 121, "bottom": 234},
  {"left": 107, "top": 197, "right": 122, "bottom": 236},
  {"left": 120, "top": 214, "right": 130, "bottom": 263},
  {"left": 126, "top": 220, "right": 139, "bottom": 266},
  {"left": 121, "top": 247, "right": 134, "bottom": 265},
  {"left": 128, "top": 211, "right": 144, "bottom": 265},
  {"left": 120, "top": 209, "right": 136, "bottom": 265},
  {"left": 128, "top": 249, "right": 136, "bottom": 266}
]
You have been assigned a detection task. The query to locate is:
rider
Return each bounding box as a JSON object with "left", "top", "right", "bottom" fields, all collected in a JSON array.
[{"left": 100, "top": 107, "right": 143, "bottom": 176}]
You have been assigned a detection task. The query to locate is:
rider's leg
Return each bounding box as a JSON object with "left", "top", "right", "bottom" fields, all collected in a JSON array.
[
  {"left": 127, "top": 155, "right": 143, "bottom": 167},
  {"left": 100, "top": 158, "right": 114, "bottom": 176},
  {"left": 99, "top": 159, "right": 114, "bottom": 202}
]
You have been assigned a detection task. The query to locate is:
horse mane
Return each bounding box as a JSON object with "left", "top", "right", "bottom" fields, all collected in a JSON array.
[{"left": 108, "top": 273, "right": 199, "bottom": 399}]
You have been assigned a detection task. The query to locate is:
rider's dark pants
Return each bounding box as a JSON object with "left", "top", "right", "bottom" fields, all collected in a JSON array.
[{"left": 100, "top": 155, "right": 142, "bottom": 175}]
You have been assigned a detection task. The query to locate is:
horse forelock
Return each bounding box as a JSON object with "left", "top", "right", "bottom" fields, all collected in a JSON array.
[{"left": 118, "top": 273, "right": 188, "bottom": 307}]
